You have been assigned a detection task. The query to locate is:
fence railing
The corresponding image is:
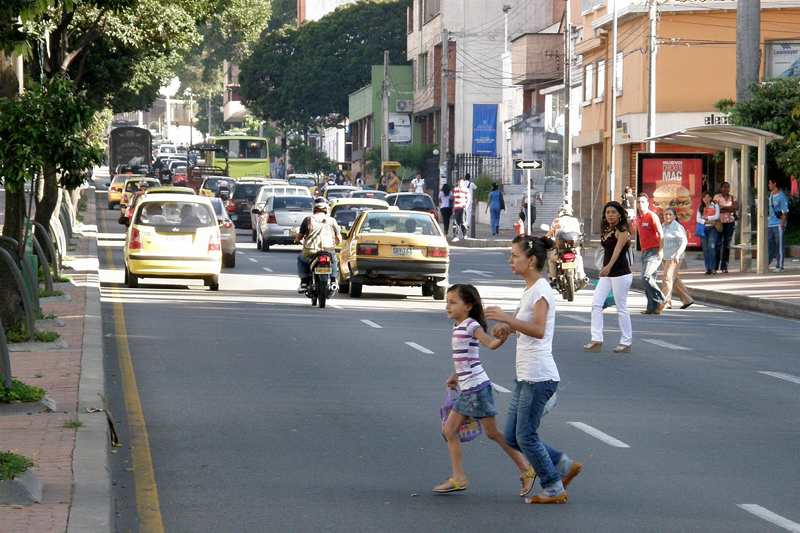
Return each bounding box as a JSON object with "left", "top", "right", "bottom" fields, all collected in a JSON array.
[{"left": 452, "top": 154, "right": 503, "bottom": 183}]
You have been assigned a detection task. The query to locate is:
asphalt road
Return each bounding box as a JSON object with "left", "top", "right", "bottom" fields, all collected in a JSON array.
[{"left": 93, "top": 180, "right": 800, "bottom": 533}]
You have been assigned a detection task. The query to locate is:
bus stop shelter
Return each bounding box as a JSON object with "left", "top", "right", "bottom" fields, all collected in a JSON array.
[{"left": 644, "top": 125, "right": 783, "bottom": 275}]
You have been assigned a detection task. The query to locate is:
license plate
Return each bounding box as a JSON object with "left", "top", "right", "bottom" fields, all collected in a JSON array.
[
  {"left": 315, "top": 267, "right": 332, "bottom": 274},
  {"left": 230, "top": 214, "right": 238, "bottom": 221},
  {"left": 562, "top": 262, "right": 576, "bottom": 269},
  {"left": 392, "top": 247, "right": 415, "bottom": 257}
]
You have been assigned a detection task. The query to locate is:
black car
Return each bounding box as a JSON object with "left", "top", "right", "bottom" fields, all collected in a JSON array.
[
  {"left": 227, "top": 181, "right": 268, "bottom": 228},
  {"left": 384, "top": 193, "right": 439, "bottom": 222}
]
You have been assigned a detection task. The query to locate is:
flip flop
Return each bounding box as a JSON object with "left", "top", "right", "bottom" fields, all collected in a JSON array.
[
  {"left": 519, "top": 467, "right": 536, "bottom": 497},
  {"left": 432, "top": 477, "right": 468, "bottom": 493}
]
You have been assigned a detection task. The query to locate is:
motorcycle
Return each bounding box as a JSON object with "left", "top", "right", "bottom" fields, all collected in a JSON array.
[
  {"left": 541, "top": 224, "right": 586, "bottom": 302},
  {"left": 305, "top": 251, "right": 336, "bottom": 308}
]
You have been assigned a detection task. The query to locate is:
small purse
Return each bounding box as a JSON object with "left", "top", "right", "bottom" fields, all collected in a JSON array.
[{"left": 714, "top": 220, "right": 723, "bottom": 233}]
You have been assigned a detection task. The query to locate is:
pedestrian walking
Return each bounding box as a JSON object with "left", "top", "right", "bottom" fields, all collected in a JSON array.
[
  {"left": 439, "top": 184, "right": 453, "bottom": 237},
  {"left": 387, "top": 171, "right": 401, "bottom": 193},
  {"left": 354, "top": 172, "right": 365, "bottom": 188},
  {"left": 697, "top": 191, "right": 720, "bottom": 275},
  {"left": 519, "top": 200, "right": 536, "bottom": 234},
  {"left": 378, "top": 175, "right": 388, "bottom": 192},
  {"left": 767, "top": 178, "right": 789, "bottom": 272},
  {"left": 485, "top": 236, "right": 582, "bottom": 504},
  {"left": 713, "top": 182, "right": 738, "bottom": 273},
  {"left": 634, "top": 193, "right": 665, "bottom": 314},
  {"left": 452, "top": 182, "right": 468, "bottom": 240},
  {"left": 460, "top": 174, "right": 478, "bottom": 235},
  {"left": 622, "top": 185, "right": 636, "bottom": 221},
  {"left": 585, "top": 201, "right": 633, "bottom": 353},
  {"left": 433, "top": 284, "right": 535, "bottom": 495},
  {"left": 658, "top": 208, "right": 694, "bottom": 311},
  {"left": 487, "top": 183, "right": 505, "bottom": 236}
]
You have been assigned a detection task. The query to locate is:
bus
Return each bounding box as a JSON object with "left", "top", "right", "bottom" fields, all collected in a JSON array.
[{"left": 207, "top": 135, "right": 270, "bottom": 179}]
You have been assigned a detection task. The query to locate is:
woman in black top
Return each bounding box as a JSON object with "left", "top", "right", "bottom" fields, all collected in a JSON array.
[{"left": 585, "top": 201, "right": 633, "bottom": 353}]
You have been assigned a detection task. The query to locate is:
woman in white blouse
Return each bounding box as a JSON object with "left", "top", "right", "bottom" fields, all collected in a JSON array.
[
  {"left": 658, "top": 208, "right": 694, "bottom": 312},
  {"left": 697, "top": 191, "right": 721, "bottom": 275}
]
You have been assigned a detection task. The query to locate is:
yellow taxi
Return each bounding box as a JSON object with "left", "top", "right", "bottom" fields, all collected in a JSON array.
[
  {"left": 107, "top": 174, "right": 130, "bottom": 208},
  {"left": 337, "top": 208, "right": 448, "bottom": 299},
  {"left": 123, "top": 194, "right": 222, "bottom": 291},
  {"left": 120, "top": 177, "right": 160, "bottom": 211}
]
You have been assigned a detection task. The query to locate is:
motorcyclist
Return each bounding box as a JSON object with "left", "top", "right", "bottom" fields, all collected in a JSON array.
[
  {"left": 295, "top": 197, "right": 341, "bottom": 293},
  {"left": 546, "top": 204, "right": 587, "bottom": 287},
  {"left": 321, "top": 173, "right": 337, "bottom": 194}
]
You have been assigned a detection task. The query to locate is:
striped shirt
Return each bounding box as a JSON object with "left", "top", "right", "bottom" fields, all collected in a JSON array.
[
  {"left": 452, "top": 186, "right": 468, "bottom": 209},
  {"left": 452, "top": 318, "right": 490, "bottom": 393}
]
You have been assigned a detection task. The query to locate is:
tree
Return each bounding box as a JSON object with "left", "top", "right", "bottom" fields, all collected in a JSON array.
[
  {"left": 267, "top": 0, "right": 296, "bottom": 30},
  {"left": 288, "top": 139, "right": 335, "bottom": 174},
  {"left": 240, "top": 0, "right": 408, "bottom": 129}
]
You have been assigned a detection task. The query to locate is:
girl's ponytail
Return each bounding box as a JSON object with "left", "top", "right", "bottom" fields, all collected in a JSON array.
[{"left": 511, "top": 235, "right": 552, "bottom": 272}]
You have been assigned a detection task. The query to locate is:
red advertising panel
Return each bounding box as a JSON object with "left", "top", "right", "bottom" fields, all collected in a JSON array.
[{"left": 637, "top": 154, "right": 706, "bottom": 247}]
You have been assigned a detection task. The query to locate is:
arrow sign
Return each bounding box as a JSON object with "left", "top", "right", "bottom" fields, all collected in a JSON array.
[{"left": 515, "top": 159, "right": 543, "bottom": 170}]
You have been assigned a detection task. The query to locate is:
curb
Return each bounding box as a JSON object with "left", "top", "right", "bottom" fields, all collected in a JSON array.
[
  {"left": 585, "top": 266, "right": 800, "bottom": 321},
  {"left": 66, "top": 189, "right": 111, "bottom": 533}
]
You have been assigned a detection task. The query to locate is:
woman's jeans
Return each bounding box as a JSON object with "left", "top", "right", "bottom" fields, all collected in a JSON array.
[
  {"left": 715, "top": 222, "right": 735, "bottom": 271},
  {"left": 591, "top": 273, "right": 633, "bottom": 345},
  {"left": 701, "top": 227, "right": 718, "bottom": 272},
  {"left": 505, "top": 380, "right": 563, "bottom": 489},
  {"left": 490, "top": 207, "right": 501, "bottom": 235},
  {"left": 440, "top": 207, "right": 452, "bottom": 237}
]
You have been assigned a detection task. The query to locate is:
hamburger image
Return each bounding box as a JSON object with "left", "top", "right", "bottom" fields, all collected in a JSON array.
[{"left": 653, "top": 182, "right": 692, "bottom": 222}]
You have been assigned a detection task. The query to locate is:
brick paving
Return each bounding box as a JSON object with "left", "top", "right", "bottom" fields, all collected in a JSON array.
[{"left": 0, "top": 229, "right": 91, "bottom": 532}]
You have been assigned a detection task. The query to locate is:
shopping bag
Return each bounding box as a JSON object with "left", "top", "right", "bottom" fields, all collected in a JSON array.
[
  {"left": 589, "top": 279, "right": 615, "bottom": 309},
  {"left": 439, "top": 390, "right": 482, "bottom": 443}
]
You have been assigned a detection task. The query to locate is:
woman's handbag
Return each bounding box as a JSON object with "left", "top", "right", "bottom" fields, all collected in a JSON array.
[
  {"left": 713, "top": 220, "right": 723, "bottom": 233},
  {"left": 439, "top": 390, "right": 482, "bottom": 443},
  {"left": 695, "top": 222, "right": 706, "bottom": 237}
]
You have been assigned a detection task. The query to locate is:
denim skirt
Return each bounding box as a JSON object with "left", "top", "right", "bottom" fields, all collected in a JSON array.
[{"left": 453, "top": 385, "right": 498, "bottom": 419}]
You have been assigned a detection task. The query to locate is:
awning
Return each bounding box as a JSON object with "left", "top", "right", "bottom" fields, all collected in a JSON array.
[{"left": 644, "top": 125, "right": 782, "bottom": 150}]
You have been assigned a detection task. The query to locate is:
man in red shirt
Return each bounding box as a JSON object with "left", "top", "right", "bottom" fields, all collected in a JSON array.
[{"left": 634, "top": 193, "right": 665, "bottom": 314}]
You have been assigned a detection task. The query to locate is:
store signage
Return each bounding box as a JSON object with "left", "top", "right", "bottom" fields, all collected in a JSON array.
[
  {"left": 704, "top": 113, "right": 731, "bottom": 126},
  {"left": 767, "top": 42, "right": 800, "bottom": 79}
]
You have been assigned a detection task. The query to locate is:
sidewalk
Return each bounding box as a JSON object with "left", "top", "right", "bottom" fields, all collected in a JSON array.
[{"left": 0, "top": 191, "right": 107, "bottom": 532}]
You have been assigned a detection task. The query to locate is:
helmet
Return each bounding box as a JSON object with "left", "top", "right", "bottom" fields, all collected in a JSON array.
[{"left": 313, "top": 197, "right": 329, "bottom": 212}]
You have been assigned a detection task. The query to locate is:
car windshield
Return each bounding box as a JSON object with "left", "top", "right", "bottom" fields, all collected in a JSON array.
[
  {"left": 203, "top": 178, "right": 236, "bottom": 193},
  {"left": 225, "top": 139, "right": 267, "bottom": 159},
  {"left": 125, "top": 180, "right": 158, "bottom": 192},
  {"left": 333, "top": 205, "right": 387, "bottom": 230},
  {"left": 232, "top": 183, "right": 263, "bottom": 200},
  {"left": 359, "top": 212, "right": 439, "bottom": 236},
  {"left": 351, "top": 190, "right": 387, "bottom": 200},
  {"left": 327, "top": 189, "right": 353, "bottom": 199},
  {"left": 273, "top": 196, "right": 313, "bottom": 210},
  {"left": 135, "top": 201, "right": 215, "bottom": 228},
  {"left": 390, "top": 194, "right": 435, "bottom": 211},
  {"left": 288, "top": 178, "right": 316, "bottom": 187}
]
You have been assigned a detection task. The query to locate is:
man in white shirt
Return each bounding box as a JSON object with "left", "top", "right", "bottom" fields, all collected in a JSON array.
[
  {"left": 411, "top": 173, "right": 425, "bottom": 194},
  {"left": 459, "top": 173, "right": 478, "bottom": 235}
]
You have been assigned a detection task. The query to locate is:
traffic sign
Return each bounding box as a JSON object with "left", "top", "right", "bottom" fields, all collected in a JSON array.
[{"left": 515, "top": 159, "right": 543, "bottom": 170}]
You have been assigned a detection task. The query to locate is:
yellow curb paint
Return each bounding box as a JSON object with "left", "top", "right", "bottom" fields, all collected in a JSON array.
[{"left": 105, "top": 243, "right": 165, "bottom": 532}]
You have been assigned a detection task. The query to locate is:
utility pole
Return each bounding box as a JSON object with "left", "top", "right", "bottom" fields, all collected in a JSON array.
[
  {"left": 609, "top": 0, "right": 619, "bottom": 203},
  {"left": 188, "top": 91, "right": 194, "bottom": 147},
  {"left": 647, "top": 0, "right": 657, "bottom": 152},
  {"left": 562, "top": 0, "right": 572, "bottom": 205},
  {"left": 207, "top": 96, "right": 213, "bottom": 139},
  {"left": 381, "top": 50, "right": 390, "bottom": 166},
  {"left": 736, "top": 0, "right": 761, "bottom": 102},
  {"left": 440, "top": 29, "right": 451, "bottom": 184}
]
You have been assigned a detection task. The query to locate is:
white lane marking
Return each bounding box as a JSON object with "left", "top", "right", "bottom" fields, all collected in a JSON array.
[
  {"left": 462, "top": 269, "right": 493, "bottom": 278},
  {"left": 567, "top": 422, "right": 630, "bottom": 448},
  {"left": 562, "top": 314, "right": 590, "bottom": 324},
  {"left": 405, "top": 341, "right": 434, "bottom": 355},
  {"left": 329, "top": 303, "right": 342, "bottom": 309},
  {"left": 236, "top": 251, "right": 244, "bottom": 255},
  {"left": 491, "top": 383, "right": 511, "bottom": 394},
  {"left": 738, "top": 504, "right": 800, "bottom": 532},
  {"left": 248, "top": 257, "right": 258, "bottom": 263},
  {"left": 262, "top": 267, "right": 273, "bottom": 273},
  {"left": 758, "top": 371, "right": 800, "bottom": 385},
  {"left": 361, "top": 319, "right": 382, "bottom": 329},
  {"left": 642, "top": 338, "right": 690, "bottom": 351}
]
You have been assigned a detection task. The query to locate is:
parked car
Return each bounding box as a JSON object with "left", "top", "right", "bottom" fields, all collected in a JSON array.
[
  {"left": 256, "top": 195, "right": 314, "bottom": 251},
  {"left": 249, "top": 184, "right": 312, "bottom": 240},
  {"left": 210, "top": 197, "right": 237, "bottom": 268},
  {"left": 384, "top": 192, "right": 439, "bottom": 222},
  {"left": 350, "top": 189, "right": 388, "bottom": 201},
  {"left": 225, "top": 180, "right": 269, "bottom": 229}
]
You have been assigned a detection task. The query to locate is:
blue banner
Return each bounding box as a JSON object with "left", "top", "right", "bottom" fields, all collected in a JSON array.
[{"left": 472, "top": 104, "right": 498, "bottom": 157}]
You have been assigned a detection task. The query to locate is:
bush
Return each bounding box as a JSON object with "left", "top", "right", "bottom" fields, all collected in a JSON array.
[
  {"left": 0, "top": 452, "right": 34, "bottom": 481},
  {"left": 474, "top": 175, "right": 495, "bottom": 203},
  {"left": 0, "top": 378, "right": 46, "bottom": 403}
]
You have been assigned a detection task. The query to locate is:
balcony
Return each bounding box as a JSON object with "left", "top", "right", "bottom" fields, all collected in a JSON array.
[{"left": 511, "top": 33, "right": 564, "bottom": 87}]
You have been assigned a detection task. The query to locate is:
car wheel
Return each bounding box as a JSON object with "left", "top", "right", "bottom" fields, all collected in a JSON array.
[
  {"left": 223, "top": 252, "right": 235, "bottom": 268},
  {"left": 432, "top": 285, "right": 445, "bottom": 301},
  {"left": 124, "top": 267, "right": 138, "bottom": 289},
  {"left": 206, "top": 275, "right": 220, "bottom": 291},
  {"left": 422, "top": 282, "right": 434, "bottom": 297},
  {"left": 338, "top": 275, "right": 350, "bottom": 295},
  {"left": 349, "top": 281, "right": 362, "bottom": 298}
]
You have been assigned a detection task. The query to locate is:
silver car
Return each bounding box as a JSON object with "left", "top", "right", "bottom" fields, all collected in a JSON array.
[
  {"left": 210, "top": 197, "right": 237, "bottom": 268},
  {"left": 257, "top": 195, "right": 313, "bottom": 251}
]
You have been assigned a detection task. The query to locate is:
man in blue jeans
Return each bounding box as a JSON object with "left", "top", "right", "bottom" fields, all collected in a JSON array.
[
  {"left": 767, "top": 178, "right": 789, "bottom": 273},
  {"left": 634, "top": 193, "right": 665, "bottom": 314}
]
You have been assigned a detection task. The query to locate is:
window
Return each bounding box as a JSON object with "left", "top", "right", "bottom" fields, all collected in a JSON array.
[
  {"left": 423, "top": 0, "right": 441, "bottom": 23},
  {"left": 418, "top": 53, "right": 428, "bottom": 89},
  {"left": 583, "top": 63, "right": 594, "bottom": 103},
  {"left": 596, "top": 60, "right": 606, "bottom": 101},
  {"left": 615, "top": 52, "right": 624, "bottom": 96},
  {"left": 407, "top": 5, "right": 414, "bottom": 34}
]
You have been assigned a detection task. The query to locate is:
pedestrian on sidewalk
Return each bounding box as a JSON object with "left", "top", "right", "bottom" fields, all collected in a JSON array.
[
  {"left": 519, "top": 200, "right": 536, "bottom": 233},
  {"left": 433, "top": 284, "right": 535, "bottom": 495},
  {"left": 767, "top": 178, "right": 789, "bottom": 272},
  {"left": 658, "top": 208, "right": 694, "bottom": 311},
  {"left": 487, "top": 183, "right": 505, "bottom": 236},
  {"left": 713, "top": 182, "right": 738, "bottom": 273},
  {"left": 452, "top": 182, "right": 468, "bottom": 240},
  {"left": 460, "top": 174, "right": 478, "bottom": 236},
  {"left": 634, "top": 193, "right": 665, "bottom": 314},
  {"left": 485, "top": 236, "right": 582, "bottom": 504},
  {"left": 622, "top": 186, "right": 636, "bottom": 221},
  {"left": 411, "top": 172, "right": 425, "bottom": 194},
  {"left": 585, "top": 201, "right": 633, "bottom": 353},
  {"left": 439, "top": 184, "right": 453, "bottom": 237},
  {"left": 697, "top": 191, "right": 720, "bottom": 275}
]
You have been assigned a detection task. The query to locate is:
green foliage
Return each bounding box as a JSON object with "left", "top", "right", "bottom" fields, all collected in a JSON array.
[
  {"left": 474, "top": 175, "right": 495, "bottom": 203},
  {"left": 63, "top": 419, "right": 83, "bottom": 429},
  {"left": 195, "top": 93, "right": 224, "bottom": 136},
  {"left": 0, "top": 379, "right": 46, "bottom": 404},
  {"left": 716, "top": 78, "right": 800, "bottom": 180},
  {"left": 392, "top": 144, "right": 435, "bottom": 173},
  {"left": 288, "top": 139, "right": 334, "bottom": 173},
  {"left": 5, "top": 323, "right": 60, "bottom": 343},
  {"left": 0, "top": 452, "right": 34, "bottom": 480},
  {"left": 241, "top": 0, "right": 409, "bottom": 129},
  {"left": 267, "top": 0, "right": 296, "bottom": 30}
]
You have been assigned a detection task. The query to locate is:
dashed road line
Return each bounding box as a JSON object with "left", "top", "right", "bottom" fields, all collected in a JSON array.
[
  {"left": 562, "top": 314, "right": 590, "bottom": 323},
  {"left": 758, "top": 371, "right": 800, "bottom": 385},
  {"left": 491, "top": 383, "right": 511, "bottom": 394},
  {"left": 462, "top": 269, "right": 493, "bottom": 278},
  {"left": 361, "top": 319, "right": 382, "bottom": 329},
  {"left": 248, "top": 257, "right": 258, "bottom": 263},
  {"left": 567, "top": 422, "right": 630, "bottom": 448},
  {"left": 642, "top": 338, "right": 690, "bottom": 351},
  {"left": 236, "top": 251, "right": 244, "bottom": 255},
  {"left": 737, "top": 504, "right": 800, "bottom": 532},
  {"left": 262, "top": 267, "right": 273, "bottom": 273},
  {"left": 405, "top": 341, "right": 434, "bottom": 355}
]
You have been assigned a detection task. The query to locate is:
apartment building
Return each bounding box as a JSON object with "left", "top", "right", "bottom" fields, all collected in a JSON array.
[
  {"left": 222, "top": 60, "right": 246, "bottom": 129},
  {"left": 574, "top": 0, "right": 800, "bottom": 231},
  {"left": 297, "top": 0, "right": 358, "bottom": 23}
]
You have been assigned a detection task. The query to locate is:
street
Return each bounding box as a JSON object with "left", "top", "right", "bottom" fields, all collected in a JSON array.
[{"left": 93, "top": 184, "right": 800, "bottom": 532}]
